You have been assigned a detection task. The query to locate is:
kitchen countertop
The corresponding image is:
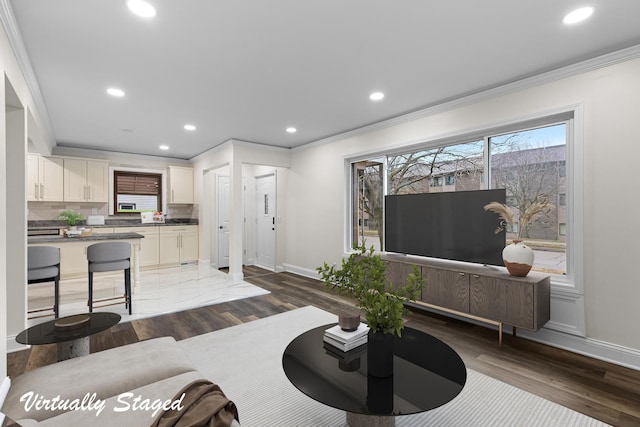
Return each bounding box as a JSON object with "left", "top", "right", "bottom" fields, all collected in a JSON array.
[
  {"left": 27, "top": 218, "right": 198, "bottom": 230},
  {"left": 28, "top": 232, "right": 144, "bottom": 244}
]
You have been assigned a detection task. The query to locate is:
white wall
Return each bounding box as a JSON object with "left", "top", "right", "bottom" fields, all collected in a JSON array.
[
  {"left": 193, "top": 140, "right": 290, "bottom": 277},
  {"left": 1, "top": 16, "right": 52, "bottom": 377},
  {"left": 284, "top": 56, "right": 640, "bottom": 364},
  {"left": 5, "top": 103, "right": 26, "bottom": 348}
]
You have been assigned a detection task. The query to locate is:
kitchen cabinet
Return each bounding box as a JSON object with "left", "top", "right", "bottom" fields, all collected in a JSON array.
[
  {"left": 64, "top": 158, "right": 109, "bottom": 202},
  {"left": 27, "top": 154, "right": 64, "bottom": 201},
  {"left": 29, "top": 232, "right": 144, "bottom": 280},
  {"left": 168, "top": 166, "right": 194, "bottom": 204},
  {"left": 159, "top": 225, "right": 198, "bottom": 266},
  {"left": 58, "top": 241, "right": 90, "bottom": 277},
  {"left": 114, "top": 226, "right": 159, "bottom": 268}
]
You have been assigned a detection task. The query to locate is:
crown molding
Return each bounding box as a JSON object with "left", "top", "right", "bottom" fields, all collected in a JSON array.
[
  {"left": 294, "top": 43, "right": 640, "bottom": 153},
  {"left": 0, "top": 0, "right": 56, "bottom": 149}
]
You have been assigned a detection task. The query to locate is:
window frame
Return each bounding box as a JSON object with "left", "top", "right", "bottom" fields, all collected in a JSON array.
[
  {"left": 345, "top": 108, "right": 583, "bottom": 294},
  {"left": 108, "top": 166, "right": 168, "bottom": 216},
  {"left": 113, "top": 171, "right": 163, "bottom": 215}
]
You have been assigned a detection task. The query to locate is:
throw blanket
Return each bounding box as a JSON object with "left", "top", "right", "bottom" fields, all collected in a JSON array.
[{"left": 152, "top": 379, "right": 239, "bottom": 427}]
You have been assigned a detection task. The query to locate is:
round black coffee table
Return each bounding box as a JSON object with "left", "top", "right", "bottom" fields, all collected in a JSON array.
[
  {"left": 16, "top": 312, "right": 121, "bottom": 361},
  {"left": 282, "top": 324, "right": 466, "bottom": 427}
]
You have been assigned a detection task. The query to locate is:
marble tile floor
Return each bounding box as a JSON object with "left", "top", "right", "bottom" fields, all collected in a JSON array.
[{"left": 26, "top": 263, "right": 270, "bottom": 327}]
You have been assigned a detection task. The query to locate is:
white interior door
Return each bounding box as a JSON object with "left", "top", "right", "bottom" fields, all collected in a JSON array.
[
  {"left": 255, "top": 173, "right": 276, "bottom": 270},
  {"left": 217, "top": 176, "right": 230, "bottom": 268}
]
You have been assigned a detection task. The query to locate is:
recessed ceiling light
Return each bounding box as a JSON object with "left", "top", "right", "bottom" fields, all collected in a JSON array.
[
  {"left": 184, "top": 124, "right": 196, "bottom": 131},
  {"left": 127, "top": 0, "right": 156, "bottom": 18},
  {"left": 286, "top": 127, "right": 297, "bottom": 134},
  {"left": 159, "top": 145, "right": 169, "bottom": 150},
  {"left": 563, "top": 7, "right": 594, "bottom": 24},
  {"left": 370, "top": 92, "right": 385, "bottom": 101},
  {"left": 107, "top": 88, "right": 125, "bottom": 97}
]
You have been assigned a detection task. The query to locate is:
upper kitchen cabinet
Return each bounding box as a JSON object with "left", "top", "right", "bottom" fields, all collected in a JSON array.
[
  {"left": 63, "top": 158, "right": 109, "bottom": 202},
  {"left": 168, "top": 166, "right": 194, "bottom": 204},
  {"left": 27, "top": 154, "right": 64, "bottom": 201}
]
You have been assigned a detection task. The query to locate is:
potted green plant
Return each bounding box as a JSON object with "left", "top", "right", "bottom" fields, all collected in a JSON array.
[
  {"left": 317, "top": 243, "right": 424, "bottom": 376},
  {"left": 58, "top": 210, "right": 84, "bottom": 228}
]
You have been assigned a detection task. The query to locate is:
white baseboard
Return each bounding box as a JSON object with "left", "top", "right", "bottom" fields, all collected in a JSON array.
[
  {"left": 282, "top": 263, "right": 318, "bottom": 279},
  {"left": 0, "top": 376, "right": 11, "bottom": 408},
  {"left": 283, "top": 262, "right": 640, "bottom": 371},
  {"left": 517, "top": 328, "right": 640, "bottom": 371},
  {"left": 5, "top": 333, "right": 26, "bottom": 354},
  {"left": 229, "top": 272, "right": 244, "bottom": 283}
]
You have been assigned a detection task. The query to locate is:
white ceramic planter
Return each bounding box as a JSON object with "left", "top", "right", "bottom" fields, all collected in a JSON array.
[{"left": 502, "top": 239, "right": 534, "bottom": 277}]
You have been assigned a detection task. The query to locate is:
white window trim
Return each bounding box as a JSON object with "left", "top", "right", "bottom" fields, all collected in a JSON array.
[
  {"left": 108, "top": 166, "right": 167, "bottom": 215},
  {"left": 345, "top": 105, "right": 585, "bottom": 296}
]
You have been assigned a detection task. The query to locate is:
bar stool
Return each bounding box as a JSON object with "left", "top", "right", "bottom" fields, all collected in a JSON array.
[
  {"left": 87, "top": 241, "right": 132, "bottom": 315},
  {"left": 27, "top": 246, "right": 61, "bottom": 319}
]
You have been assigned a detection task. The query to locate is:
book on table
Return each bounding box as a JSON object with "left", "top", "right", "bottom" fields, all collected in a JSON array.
[{"left": 323, "top": 323, "right": 369, "bottom": 352}]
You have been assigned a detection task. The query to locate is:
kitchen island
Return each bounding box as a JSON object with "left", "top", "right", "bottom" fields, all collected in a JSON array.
[
  {"left": 28, "top": 220, "right": 199, "bottom": 271},
  {"left": 28, "top": 232, "right": 145, "bottom": 290}
]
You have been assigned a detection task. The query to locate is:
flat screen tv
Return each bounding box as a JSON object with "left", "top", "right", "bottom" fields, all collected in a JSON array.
[{"left": 385, "top": 189, "right": 506, "bottom": 266}]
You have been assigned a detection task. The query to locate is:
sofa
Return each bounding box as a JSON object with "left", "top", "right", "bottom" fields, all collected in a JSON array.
[{"left": 1, "top": 337, "right": 239, "bottom": 426}]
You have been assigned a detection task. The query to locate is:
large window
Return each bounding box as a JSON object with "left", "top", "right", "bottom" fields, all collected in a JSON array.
[
  {"left": 350, "top": 120, "right": 569, "bottom": 277},
  {"left": 352, "top": 159, "right": 384, "bottom": 250},
  {"left": 489, "top": 124, "right": 567, "bottom": 275},
  {"left": 114, "top": 171, "right": 162, "bottom": 214}
]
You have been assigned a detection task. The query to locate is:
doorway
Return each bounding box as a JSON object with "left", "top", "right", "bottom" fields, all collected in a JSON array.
[
  {"left": 255, "top": 173, "right": 276, "bottom": 270},
  {"left": 215, "top": 175, "right": 247, "bottom": 269},
  {"left": 216, "top": 175, "right": 230, "bottom": 268}
]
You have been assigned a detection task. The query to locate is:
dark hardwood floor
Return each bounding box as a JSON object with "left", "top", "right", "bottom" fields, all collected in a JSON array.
[{"left": 7, "top": 266, "right": 640, "bottom": 426}]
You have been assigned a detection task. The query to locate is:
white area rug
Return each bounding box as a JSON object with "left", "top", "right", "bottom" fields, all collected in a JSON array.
[{"left": 179, "top": 306, "right": 609, "bottom": 427}]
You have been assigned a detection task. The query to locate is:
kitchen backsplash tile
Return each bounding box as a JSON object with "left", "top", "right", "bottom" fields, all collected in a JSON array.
[{"left": 28, "top": 202, "right": 198, "bottom": 221}]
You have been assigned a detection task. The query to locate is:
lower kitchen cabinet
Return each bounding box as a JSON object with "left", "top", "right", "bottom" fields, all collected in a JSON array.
[
  {"left": 159, "top": 226, "right": 198, "bottom": 266},
  {"left": 114, "top": 227, "right": 159, "bottom": 268},
  {"left": 58, "top": 241, "right": 89, "bottom": 278}
]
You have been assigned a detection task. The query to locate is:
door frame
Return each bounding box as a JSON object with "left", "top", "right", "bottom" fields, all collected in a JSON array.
[
  {"left": 213, "top": 174, "right": 247, "bottom": 269},
  {"left": 254, "top": 171, "right": 277, "bottom": 271}
]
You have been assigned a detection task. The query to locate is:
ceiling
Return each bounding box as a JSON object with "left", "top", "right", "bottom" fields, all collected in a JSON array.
[{"left": 8, "top": 1, "right": 640, "bottom": 160}]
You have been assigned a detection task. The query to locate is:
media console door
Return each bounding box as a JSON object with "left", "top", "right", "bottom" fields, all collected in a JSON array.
[
  {"left": 421, "top": 267, "right": 470, "bottom": 313},
  {"left": 469, "top": 275, "right": 550, "bottom": 331}
]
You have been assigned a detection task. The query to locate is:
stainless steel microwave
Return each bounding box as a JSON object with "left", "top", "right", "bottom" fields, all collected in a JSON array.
[{"left": 118, "top": 203, "right": 136, "bottom": 211}]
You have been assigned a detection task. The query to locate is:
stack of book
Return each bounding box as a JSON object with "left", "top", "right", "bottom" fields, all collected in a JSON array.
[{"left": 323, "top": 323, "right": 369, "bottom": 352}]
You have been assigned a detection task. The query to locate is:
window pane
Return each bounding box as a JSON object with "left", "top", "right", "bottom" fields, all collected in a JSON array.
[
  {"left": 114, "top": 171, "right": 162, "bottom": 214},
  {"left": 352, "top": 159, "right": 383, "bottom": 250},
  {"left": 388, "top": 140, "right": 484, "bottom": 195},
  {"left": 489, "top": 124, "right": 566, "bottom": 275}
]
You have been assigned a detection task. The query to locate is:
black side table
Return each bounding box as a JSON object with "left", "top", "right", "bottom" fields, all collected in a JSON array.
[
  {"left": 16, "top": 312, "right": 121, "bottom": 361},
  {"left": 283, "top": 324, "right": 466, "bottom": 427}
]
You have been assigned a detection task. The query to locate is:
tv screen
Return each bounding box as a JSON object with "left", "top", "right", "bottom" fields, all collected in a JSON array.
[{"left": 384, "top": 189, "right": 506, "bottom": 265}]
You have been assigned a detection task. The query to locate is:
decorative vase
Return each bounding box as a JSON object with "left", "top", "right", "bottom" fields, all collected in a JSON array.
[
  {"left": 367, "top": 330, "right": 394, "bottom": 378},
  {"left": 338, "top": 310, "right": 360, "bottom": 332},
  {"left": 502, "top": 239, "right": 534, "bottom": 277}
]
